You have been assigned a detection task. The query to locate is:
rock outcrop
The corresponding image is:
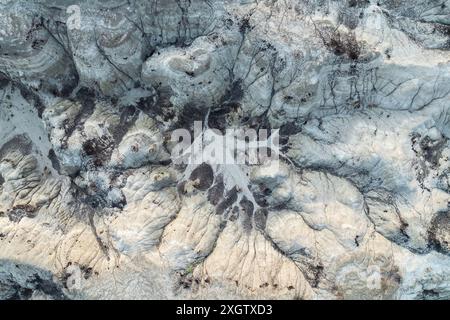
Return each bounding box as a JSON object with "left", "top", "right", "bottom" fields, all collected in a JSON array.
[{"left": 1, "top": 0, "right": 450, "bottom": 300}]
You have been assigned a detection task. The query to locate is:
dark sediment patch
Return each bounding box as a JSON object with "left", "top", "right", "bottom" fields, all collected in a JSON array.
[
  {"left": 136, "top": 89, "right": 175, "bottom": 122},
  {"left": 229, "top": 206, "right": 239, "bottom": 221},
  {"left": 255, "top": 208, "right": 268, "bottom": 230},
  {"left": 207, "top": 174, "right": 224, "bottom": 205},
  {"left": 189, "top": 163, "right": 214, "bottom": 191},
  {"left": 61, "top": 87, "right": 97, "bottom": 147},
  {"left": 18, "top": 84, "right": 46, "bottom": 118},
  {"left": 7, "top": 205, "right": 37, "bottom": 223},
  {"left": 428, "top": 210, "right": 450, "bottom": 255},
  {"left": 48, "top": 148, "right": 61, "bottom": 172},
  {"left": 419, "top": 135, "right": 446, "bottom": 168},
  {"left": 240, "top": 197, "right": 254, "bottom": 231},
  {"left": 177, "top": 181, "right": 187, "bottom": 195},
  {"left": 81, "top": 136, "right": 114, "bottom": 167},
  {"left": 216, "top": 186, "right": 238, "bottom": 215}
]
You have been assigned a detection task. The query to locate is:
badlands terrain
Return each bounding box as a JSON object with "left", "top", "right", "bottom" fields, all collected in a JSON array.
[{"left": 0, "top": 0, "right": 450, "bottom": 299}]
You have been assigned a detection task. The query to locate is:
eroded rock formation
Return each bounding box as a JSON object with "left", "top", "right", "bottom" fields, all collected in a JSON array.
[{"left": 1, "top": 0, "right": 450, "bottom": 300}]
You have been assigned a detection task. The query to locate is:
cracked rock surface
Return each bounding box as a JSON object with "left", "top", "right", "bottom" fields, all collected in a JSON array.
[{"left": 1, "top": 0, "right": 450, "bottom": 300}]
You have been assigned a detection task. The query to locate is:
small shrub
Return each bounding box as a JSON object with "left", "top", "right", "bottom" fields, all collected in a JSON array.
[{"left": 317, "top": 25, "right": 362, "bottom": 60}]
